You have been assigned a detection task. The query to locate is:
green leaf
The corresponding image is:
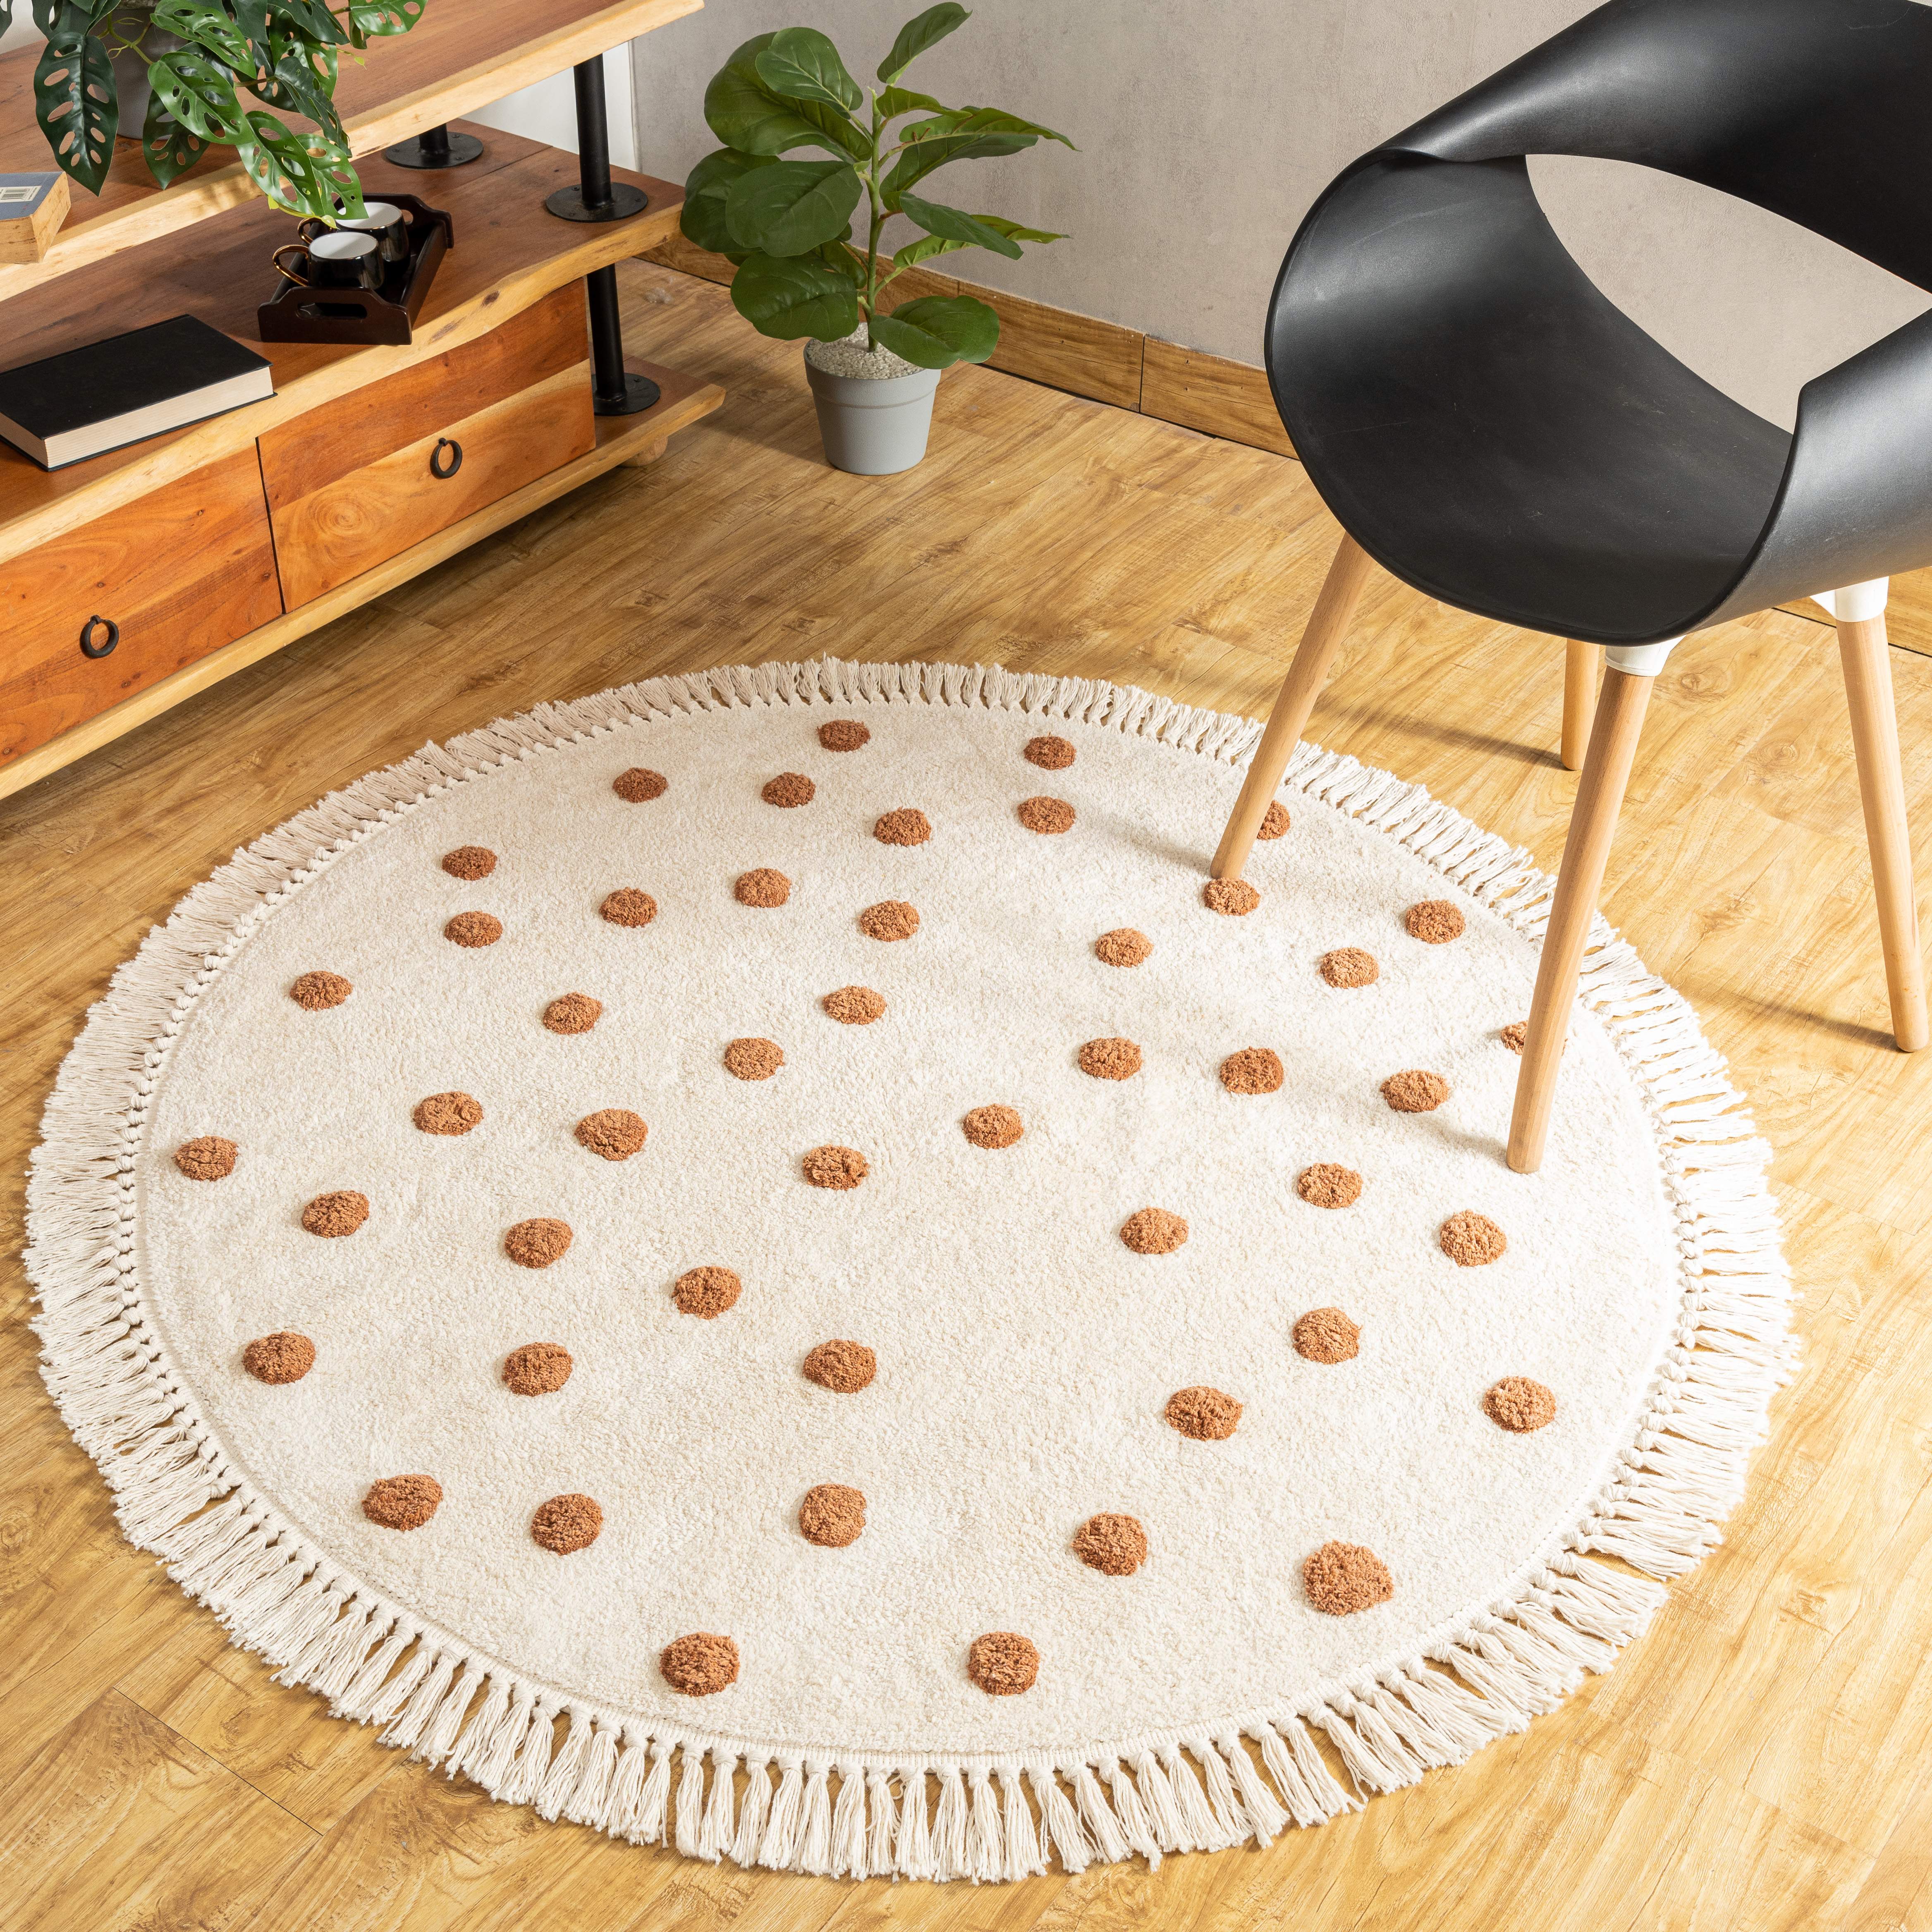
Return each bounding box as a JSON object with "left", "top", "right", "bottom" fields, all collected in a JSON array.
[
  {"left": 345, "top": 0, "right": 423, "bottom": 34},
  {"left": 148, "top": 47, "right": 249, "bottom": 142},
  {"left": 250, "top": 39, "right": 344, "bottom": 147},
  {"left": 263, "top": 0, "right": 344, "bottom": 45},
  {"left": 971, "top": 213, "right": 1067, "bottom": 245},
  {"left": 704, "top": 33, "right": 861, "bottom": 159},
  {"left": 896, "top": 189, "right": 1021, "bottom": 258},
  {"left": 944, "top": 105, "right": 1073, "bottom": 147},
  {"left": 680, "top": 146, "right": 770, "bottom": 257},
  {"left": 235, "top": 110, "right": 362, "bottom": 219},
  {"left": 139, "top": 90, "right": 208, "bottom": 187},
  {"left": 725, "top": 157, "right": 860, "bottom": 258},
  {"left": 34, "top": 28, "right": 117, "bottom": 194},
  {"left": 873, "top": 291, "right": 999, "bottom": 367},
  {"left": 730, "top": 249, "right": 861, "bottom": 342},
  {"left": 875, "top": 84, "right": 944, "bottom": 120},
  {"left": 881, "top": 107, "right": 1050, "bottom": 201},
  {"left": 151, "top": 0, "right": 251, "bottom": 70},
  {"left": 0, "top": 5, "right": 11, "bottom": 37},
  {"left": 753, "top": 26, "right": 860, "bottom": 114},
  {"left": 877, "top": 2, "right": 968, "bottom": 83},
  {"left": 889, "top": 232, "right": 967, "bottom": 270}
]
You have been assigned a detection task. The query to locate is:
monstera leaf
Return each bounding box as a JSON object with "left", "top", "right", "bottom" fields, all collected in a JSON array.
[{"left": 33, "top": 26, "right": 117, "bottom": 196}]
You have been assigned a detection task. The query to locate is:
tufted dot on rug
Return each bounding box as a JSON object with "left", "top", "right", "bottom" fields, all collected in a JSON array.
[
  {"left": 799, "top": 1482, "right": 867, "bottom": 1547},
  {"left": 1483, "top": 1376, "right": 1557, "bottom": 1433},
  {"left": 803, "top": 1144, "right": 869, "bottom": 1190},
  {"left": 968, "top": 1631, "right": 1039, "bottom": 1696},
  {"left": 1440, "top": 1211, "right": 1508, "bottom": 1267},
  {"left": 1293, "top": 1307, "right": 1361, "bottom": 1364},
  {"left": 1121, "top": 1207, "right": 1188, "bottom": 1255},
  {"left": 543, "top": 992, "right": 602, "bottom": 1035},
  {"left": 441, "top": 845, "right": 496, "bottom": 880},
  {"left": 1257, "top": 800, "right": 1291, "bottom": 840},
  {"left": 1405, "top": 899, "right": 1466, "bottom": 944},
  {"left": 1203, "top": 878, "right": 1259, "bottom": 917},
  {"left": 735, "top": 868, "right": 790, "bottom": 907},
  {"left": 243, "top": 1331, "right": 315, "bottom": 1384},
  {"left": 1094, "top": 928, "right": 1152, "bottom": 967},
  {"left": 1319, "top": 947, "right": 1378, "bottom": 988},
  {"left": 289, "top": 969, "right": 352, "bottom": 1010},
  {"left": 874, "top": 808, "right": 931, "bottom": 846},
  {"left": 1297, "top": 1164, "right": 1363, "bottom": 1209},
  {"left": 1219, "top": 1047, "right": 1284, "bottom": 1095},
  {"left": 443, "top": 910, "right": 502, "bottom": 948},
  {"left": 763, "top": 772, "right": 816, "bottom": 808},
  {"left": 363, "top": 1474, "right": 441, "bottom": 1531},
  {"left": 1303, "top": 1541, "right": 1393, "bottom": 1615},
  {"left": 174, "top": 1135, "right": 237, "bottom": 1180},
  {"left": 962, "top": 1104, "right": 1023, "bottom": 1149},
  {"left": 1024, "top": 734, "right": 1076, "bottom": 770},
  {"left": 803, "top": 1339, "right": 876, "bottom": 1392},
  {"left": 575, "top": 1109, "right": 647, "bottom": 1160},
  {"left": 1164, "top": 1385, "right": 1241, "bottom": 1439},
  {"left": 819, "top": 720, "right": 870, "bottom": 751},
  {"left": 1500, "top": 1021, "right": 1528, "bottom": 1053},
  {"left": 661, "top": 1631, "right": 739, "bottom": 1696},
  {"left": 1071, "top": 1513, "right": 1148, "bottom": 1576},
  {"left": 504, "top": 1341, "right": 573, "bottom": 1395},
  {"left": 505, "top": 1217, "right": 572, "bottom": 1268},
  {"left": 413, "top": 1091, "right": 482, "bottom": 1136},
  {"left": 823, "top": 984, "right": 887, "bottom": 1024},
  {"left": 531, "top": 1492, "right": 603, "bottom": 1553},
  {"left": 675, "top": 1265, "right": 742, "bottom": 1318},
  {"left": 1018, "top": 795, "right": 1075, "bottom": 834},
  {"left": 1382, "top": 1069, "right": 1451, "bottom": 1114},
  {"left": 723, "top": 1037, "right": 784, "bottom": 1080},
  {"left": 600, "top": 888, "right": 658, "bottom": 928},
  {"left": 1079, "top": 1035, "right": 1143, "bottom": 1081},
  {"left": 301, "top": 1191, "right": 367, "bottom": 1238},
  {"left": 613, "top": 768, "right": 668, "bottom": 802},
  {"left": 858, "top": 900, "right": 919, "bottom": 942}
]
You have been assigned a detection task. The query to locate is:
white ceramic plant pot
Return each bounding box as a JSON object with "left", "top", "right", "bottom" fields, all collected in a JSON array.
[{"left": 804, "top": 355, "right": 942, "bottom": 476}]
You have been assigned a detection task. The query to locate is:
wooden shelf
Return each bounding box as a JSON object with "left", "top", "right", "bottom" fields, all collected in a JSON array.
[{"left": 0, "top": 0, "right": 700, "bottom": 300}]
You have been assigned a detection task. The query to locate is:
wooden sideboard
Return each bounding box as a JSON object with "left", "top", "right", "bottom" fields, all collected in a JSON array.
[{"left": 0, "top": 0, "right": 721, "bottom": 803}]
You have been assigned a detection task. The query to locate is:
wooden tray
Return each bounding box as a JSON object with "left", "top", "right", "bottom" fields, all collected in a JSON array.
[{"left": 256, "top": 195, "right": 455, "bottom": 346}]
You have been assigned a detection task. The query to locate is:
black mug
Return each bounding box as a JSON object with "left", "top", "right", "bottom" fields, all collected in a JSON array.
[
  {"left": 324, "top": 201, "right": 412, "bottom": 265},
  {"left": 273, "top": 228, "right": 382, "bottom": 292}
]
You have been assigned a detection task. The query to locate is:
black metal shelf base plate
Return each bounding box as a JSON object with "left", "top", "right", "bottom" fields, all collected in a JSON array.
[
  {"left": 546, "top": 183, "right": 649, "bottom": 223},
  {"left": 595, "top": 373, "right": 662, "bottom": 418},
  {"left": 385, "top": 130, "right": 485, "bottom": 168}
]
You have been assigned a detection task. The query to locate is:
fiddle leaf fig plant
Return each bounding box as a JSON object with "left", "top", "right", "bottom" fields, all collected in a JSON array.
[{"left": 683, "top": 3, "right": 1070, "bottom": 370}]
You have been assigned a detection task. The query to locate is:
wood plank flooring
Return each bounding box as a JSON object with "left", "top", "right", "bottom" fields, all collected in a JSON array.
[{"left": 3, "top": 261, "right": 1930, "bottom": 1932}]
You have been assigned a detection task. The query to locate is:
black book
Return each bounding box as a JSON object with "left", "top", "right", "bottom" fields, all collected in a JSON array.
[{"left": 0, "top": 314, "right": 274, "bottom": 470}]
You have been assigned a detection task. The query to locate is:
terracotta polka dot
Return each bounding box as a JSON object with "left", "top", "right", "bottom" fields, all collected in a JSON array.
[
  {"left": 963, "top": 1104, "right": 1023, "bottom": 1149},
  {"left": 802, "top": 1339, "right": 876, "bottom": 1392},
  {"left": 674, "top": 1265, "right": 742, "bottom": 1317},
  {"left": 763, "top": 772, "right": 815, "bottom": 807},
  {"left": 1121, "top": 1207, "right": 1188, "bottom": 1255},
  {"left": 799, "top": 1482, "right": 866, "bottom": 1547},
  {"left": 1219, "top": 1047, "right": 1283, "bottom": 1095},
  {"left": 1293, "top": 1306, "right": 1361, "bottom": 1363},
  {"left": 1406, "top": 899, "right": 1466, "bottom": 944},
  {"left": 968, "top": 1631, "right": 1039, "bottom": 1696},
  {"left": 803, "top": 1144, "right": 868, "bottom": 1190},
  {"left": 662, "top": 1631, "right": 739, "bottom": 1696},
  {"left": 1440, "top": 1211, "right": 1508, "bottom": 1267},
  {"left": 243, "top": 1332, "right": 315, "bottom": 1384},
  {"left": 504, "top": 1342, "right": 573, "bottom": 1395},
  {"left": 819, "top": 720, "right": 870, "bottom": 752},
  {"left": 1024, "top": 734, "right": 1075, "bottom": 770},
  {"left": 174, "top": 1135, "right": 237, "bottom": 1181},
  {"left": 1164, "top": 1384, "right": 1240, "bottom": 1439},
  {"left": 858, "top": 900, "right": 919, "bottom": 942},
  {"left": 444, "top": 910, "right": 502, "bottom": 948},
  {"left": 600, "top": 887, "right": 658, "bottom": 928},
  {"left": 614, "top": 768, "right": 667, "bottom": 802},
  {"left": 823, "top": 985, "right": 887, "bottom": 1024},
  {"left": 441, "top": 845, "right": 496, "bottom": 880},
  {"left": 531, "top": 1492, "right": 602, "bottom": 1554},
  {"left": 1297, "top": 1163, "right": 1363, "bottom": 1209},
  {"left": 575, "top": 1108, "right": 647, "bottom": 1160},
  {"left": 1203, "top": 878, "right": 1259, "bottom": 916},
  {"left": 1071, "top": 1513, "right": 1147, "bottom": 1576},
  {"left": 1094, "top": 928, "right": 1152, "bottom": 967},
  {"left": 290, "top": 969, "right": 352, "bottom": 1011},
  {"left": 1079, "top": 1036, "right": 1143, "bottom": 1081},
  {"left": 301, "top": 1191, "right": 368, "bottom": 1238},
  {"left": 1484, "top": 1376, "right": 1557, "bottom": 1432},
  {"left": 735, "top": 868, "right": 790, "bottom": 907},
  {"left": 1304, "top": 1540, "right": 1394, "bottom": 1615},
  {"left": 543, "top": 992, "right": 602, "bottom": 1035},
  {"left": 363, "top": 1474, "right": 441, "bottom": 1531},
  {"left": 1320, "top": 947, "right": 1378, "bottom": 988},
  {"left": 505, "top": 1217, "right": 572, "bottom": 1268},
  {"left": 1382, "top": 1068, "right": 1451, "bottom": 1114},
  {"left": 1256, "top": 800, "right": 1291, "bottom": 840},
  {"left": 1500, "top": 1021, "right": 1528, "bottom": 1054},
  {"left": 1018, "top": 795, "right": 1075, "bottom": 834},
  {"left": 413, "top": 1091, "right": 482, "bottom": 1136},
  {"left": 723, "top": 1037, "right": 784, "bottom": 1080},
  {"left": 874, "top": 807, "right": 931, "bottom": 846}
]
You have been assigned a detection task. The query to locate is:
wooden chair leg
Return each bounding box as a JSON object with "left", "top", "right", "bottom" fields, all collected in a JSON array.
[
  {"left": 1561, "top": 639, "right": 1597, "bottom": 772},
  {"left": 1508, "top": 666, "right": 1656, "bottom": 1174},
  {"left": 1211, "top": 532, "right": 1373, "bottom": 880},
  {"left": 1837, "top": 610, "right": 1930, "bottom": 1052}
]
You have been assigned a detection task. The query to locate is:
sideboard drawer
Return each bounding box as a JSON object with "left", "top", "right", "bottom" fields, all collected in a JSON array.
[
  {"left": 260, "top": 285, "right": 596, "bottom": 607},
  {"left": 0, "top": 449, "right": 282, "bottom": 772}
]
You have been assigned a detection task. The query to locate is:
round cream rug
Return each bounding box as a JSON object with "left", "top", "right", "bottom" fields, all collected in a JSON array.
[{"left": 27, "top": 659, "right": 1790, "bottom": 1882}]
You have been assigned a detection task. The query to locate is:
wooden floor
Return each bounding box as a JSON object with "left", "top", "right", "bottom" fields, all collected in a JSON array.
[{"left": 4, "top": 261, "right": 1931, "bottom": 1932}]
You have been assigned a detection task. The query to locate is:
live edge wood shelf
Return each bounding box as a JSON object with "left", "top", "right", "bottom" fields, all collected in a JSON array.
[{"left": 0, "top": 0, "right": 722, "bottom": 803}]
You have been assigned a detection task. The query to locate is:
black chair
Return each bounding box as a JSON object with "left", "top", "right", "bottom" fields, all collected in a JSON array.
[{"left": 1212, "top": 0, "right": 1932, "bottom": 1173}]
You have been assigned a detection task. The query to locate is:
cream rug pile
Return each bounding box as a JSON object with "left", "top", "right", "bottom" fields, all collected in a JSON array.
[{"left": 26, "top": 659, "right": 1790, "bottom": 1882}]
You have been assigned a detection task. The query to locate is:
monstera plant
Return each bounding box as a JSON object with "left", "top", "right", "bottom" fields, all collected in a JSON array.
[{"left": 6, "top": 0, "right": 424, "bottom": 220}]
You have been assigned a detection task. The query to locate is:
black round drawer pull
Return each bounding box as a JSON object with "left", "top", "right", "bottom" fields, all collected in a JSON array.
[
  {"left": 430, "top": 437, "right": 463, "bottom": 480},
  {"left": 79, "top": 615, "right": 119, "bottom": 658}
]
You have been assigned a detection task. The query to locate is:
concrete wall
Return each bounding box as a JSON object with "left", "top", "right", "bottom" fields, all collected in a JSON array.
[{"left": 629, "top": 0, "right": 1931, "bottom": 430}]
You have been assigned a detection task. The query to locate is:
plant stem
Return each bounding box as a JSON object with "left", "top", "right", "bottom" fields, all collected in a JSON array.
[{"left": 863, "top": 89, "right": 882, "bottom": 350}]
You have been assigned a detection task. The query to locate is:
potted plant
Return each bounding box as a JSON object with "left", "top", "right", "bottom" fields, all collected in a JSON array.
[
  {"left": 681, "top": 3, "right": 1069, "bottom": 475},
  {"left": 6, "top": 0, "right": 425, "bottom": 220}
]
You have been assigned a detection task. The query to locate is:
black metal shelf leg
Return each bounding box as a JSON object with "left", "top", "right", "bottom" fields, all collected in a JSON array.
[{"left": 384, "top": 121, "right": 484, "bottom": 169}]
